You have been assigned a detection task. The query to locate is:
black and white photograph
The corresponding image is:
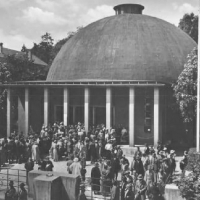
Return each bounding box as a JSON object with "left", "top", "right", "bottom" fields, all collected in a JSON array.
[{"left": 0, "top": 0, "right": 199, "bottom": 199}]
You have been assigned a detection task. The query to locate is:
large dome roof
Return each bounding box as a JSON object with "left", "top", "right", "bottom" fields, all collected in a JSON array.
[{"left": 47, "top": 9, "right": 196, "bottom": 83}]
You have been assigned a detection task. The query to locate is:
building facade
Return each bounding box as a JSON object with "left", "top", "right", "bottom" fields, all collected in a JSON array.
[{"left": 4, "top": 4, "right": 196, "bottom": 146}]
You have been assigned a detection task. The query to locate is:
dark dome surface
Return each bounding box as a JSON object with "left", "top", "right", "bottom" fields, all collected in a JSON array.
[{"left": 47, "top": 14, "right": 196, "bottom": 83}]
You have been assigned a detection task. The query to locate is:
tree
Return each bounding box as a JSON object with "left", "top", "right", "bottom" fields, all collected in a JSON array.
[
  {"left": 6, "top": 54, "right": 47, "bottom": 81},
  {"left": 173, "top": 47, "right": 197, "bottom": 123},
  {"left": 21, "top": 44, "right": 27, "bottom": 52},
  {"left": 31, "top": 28, "right": 83, "bottom": 66},
  {"left": 32, "top": 32, "right": 54, "bottom": 65},
  {"left": 0, "top": 53, "right": 48, "bottom": 136},
  {"left": 178, "top": 151, "right": 200, "bottom": 200},
  {"left": 52, "top": 26, "right": 83, "bottom": 60},
  {"left": 0, "top": 61, "right": 11, "bottom": 136},
  {"left": 178, "top": 13, "right": 198, "bottom": 43},
  {"left": 0, "top": 61, "right": 11, "bottom": 110}
]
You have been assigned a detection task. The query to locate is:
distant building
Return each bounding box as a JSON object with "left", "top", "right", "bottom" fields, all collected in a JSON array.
[
  {"left": 0, "top": 42, "right": 47, "bottom": 66},
  {"left": 2, "top": 4, "right": 197, "bottom": 146}
]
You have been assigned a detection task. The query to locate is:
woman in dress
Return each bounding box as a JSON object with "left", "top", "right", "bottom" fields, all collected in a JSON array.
[
  {"left": 31, "top": 142, "right": 40, "bottom": 163},
  {"left": 50, "top": 140, "right": 58, "bottom": 162}
]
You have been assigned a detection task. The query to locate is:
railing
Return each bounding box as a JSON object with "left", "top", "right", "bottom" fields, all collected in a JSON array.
[
  {"left": 0, "top": 167, "right": 27, "bottom": 193},
  {"left": 81, "top": 177, "right": 118, "bottom": 200}
]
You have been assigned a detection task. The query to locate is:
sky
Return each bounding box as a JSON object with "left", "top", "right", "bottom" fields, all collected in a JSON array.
[{"left": 0, "top": 0, "right": 198, "bottom": 50}]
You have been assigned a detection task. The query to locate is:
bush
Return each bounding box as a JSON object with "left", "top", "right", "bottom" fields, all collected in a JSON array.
[{"left": 178, "top": 149, "right": 200, "bottom": 200}]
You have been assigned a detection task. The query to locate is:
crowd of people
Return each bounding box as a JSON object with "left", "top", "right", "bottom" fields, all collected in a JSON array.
[
  {"left": 89, "top": 144, "right": 187, "bottom": 200},
  {"left": 0, "top": 121, "right": 189, "bottom": 200}
]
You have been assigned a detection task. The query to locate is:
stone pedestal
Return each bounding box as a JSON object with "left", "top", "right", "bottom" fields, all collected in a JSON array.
[
  {"left": 165, "top": 184, "right": 184, "bottom": 200},
  {"left": 33, "top": 175, "right": 61, "bottom": 200},
  {"left": 28, "top": 170, "right": 47, "bottom": 197},
  {"left": 29, "top": 170, "right": 80, "bottom": 200}
]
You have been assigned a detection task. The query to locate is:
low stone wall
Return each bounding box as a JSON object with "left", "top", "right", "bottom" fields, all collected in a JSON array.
[
  {"left": 28, "top": 170, "right": 80, "bottom": 200},
  {"left": 164, "top": 184, "right": 184, "bottom": 200}
]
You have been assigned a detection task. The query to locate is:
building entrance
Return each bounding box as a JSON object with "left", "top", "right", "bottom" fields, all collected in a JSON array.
[
  {"left": 95, "top": 107, "right": 106, "bottom": 125},
  {"left": 55, "top": 105, "right": 115, "bottom": 127}
]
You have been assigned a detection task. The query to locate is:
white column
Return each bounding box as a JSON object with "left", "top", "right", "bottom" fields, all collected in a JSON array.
[
  {"left": 92, "top": 107, "right": 96, "bottom": 125},
  {"left": 7, "top": 88, "right": 11, "bottom": 137},
  {"left": 113, "top": 107, "right": 115, "bottom": 127},
  {"left": 18, "top": 91, "right": 25, "bottom": 135},
  {"left": 25, "top": 88, "right": 29, "bottom": 136},
  {"left": 63, "top": 87, "right": 69, "bottom": 126},
  {"left": 129, "top": 87, "right": 135, "bottom": 147},
  {"left": 44, "top": 87, "right": 49, "bottom": 126},
  {"left": 84, "top": 87, "right": 90, "bottom": 133},
  {"left": 106, "top": 87, "right": 112, "bottom": 131},
  {"left": 154, "top": 87, "right": 159, "bottom": 146},
  {"left": 73, "top": 106, "right": 76, "bottom": 124}
]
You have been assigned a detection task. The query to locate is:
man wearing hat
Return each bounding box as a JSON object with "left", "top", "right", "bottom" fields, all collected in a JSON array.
[
  {"left": 5, "top": 181, "right": 17, "bottom": 200},
  {"left": 160, "top": 158, "right": 170, "bottom": 183},
  {"left": 132, "top": 155, "right": 144, "bottom": 177},
  {"left": 180, "top": 151, "right": 188, "bottom": 173},
  {"left": 91, "top": 162, "right": 101, "bottom": 195},
  {"left": 135, "top": 174, "right": 147, "bottom": 200},
  {"left": 111, "top": 180, "right": 120, "bottom": 200},
  {"left": 18, "top": 183, "right": 27, "bottom": 200},
  {"left": 124, "top": 175, "right": 134, "bottom": 200},
  {"left": 149, "top": 152, "right": 159, "bottom": 183},
  {"left": 24, "top": 157, "right": 34, "bottom": 185},
  {"left": 168, "top": 152, "right": 176, "bottom": 183},
  {"left": 89, "top": 140, "right": 96, "bottom": 164}
]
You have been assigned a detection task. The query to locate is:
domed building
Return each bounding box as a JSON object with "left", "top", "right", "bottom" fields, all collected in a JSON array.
[{"left": 5, "top": 4, "right": 196, "bottom": 146}]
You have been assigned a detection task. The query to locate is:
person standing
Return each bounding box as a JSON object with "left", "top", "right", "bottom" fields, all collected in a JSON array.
[
  {"left": 144, "top": 165, "right": 154, "bottom": 197},
  {"left": 78, "top": 185, "right": 88, "bottom": 200},
  {"left": 149, "top": 152, "right": 159, "bottom": 183},
  {"left": 69, "top": 157, "right": 82, "bottom": 176},
  {"left": 180, "top": 154, "right": 188, "bottom": 173},
  {"left": 18, "top": 183, "right": 27, "bottom": 200},
  {"left": 24, "top": 158, "right": 34, "bottom": 185},
  {"left": 91, "top": 162, "right": 101, "bottom": 195},
  {"left": 121, "top": 176, "right": 127, "bottom": 200},
  {"left": 112, "top": 156, "right": 121, "bottom": 180},
  {"left": 2, "top": 137, "right": 8, "bottom": 164},
  {"left": 80, "top": 166, "right": 87, "bottom": 182},
  {"left": 94, "top": 140, "right": 99, "bottom": 161},
  {"left": 49, "top": 140, "right": 58, "bottom": 162},
  {"left": 14, "top": 137, "right": 20, "bottom": 163},
  {"left": 89, "top": 141, "right": 96, "bottom": 164},
  {"left": 168, "top": 151, "right": 176, "bottom": 183},
  {"left": 124, "top": 176, "right": 133, "bottom": 200},
  {"left": 66, "top": 154, "right": 74, "bottom": 174},
  {"left": 110, "top": 180, "right": 120, "bottom": 200},
  {"left": 5, "top": 181, "right": 17, "bottom": 200},
  {"left": 133, "top": 155, "right": 144, "bottom": 177},
  {"left": 31, "top": 142, "right": 40, "bottom": 163},
  {"left": 135, "top": 174, "right": 147, "bottom": 200},
  {"left": 134, "top": 147, "right": 142, "bottom": 159},
  {"left": 161, "top": 158, "right": 170, "bottom": 183},
  {"left": 7, "top": 137, "right": 15, "bottom": 164}
]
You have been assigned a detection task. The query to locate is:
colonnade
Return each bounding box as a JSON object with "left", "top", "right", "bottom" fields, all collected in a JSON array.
[{"left": 7, "top": 86, "right": 160, "bottom": 146}]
